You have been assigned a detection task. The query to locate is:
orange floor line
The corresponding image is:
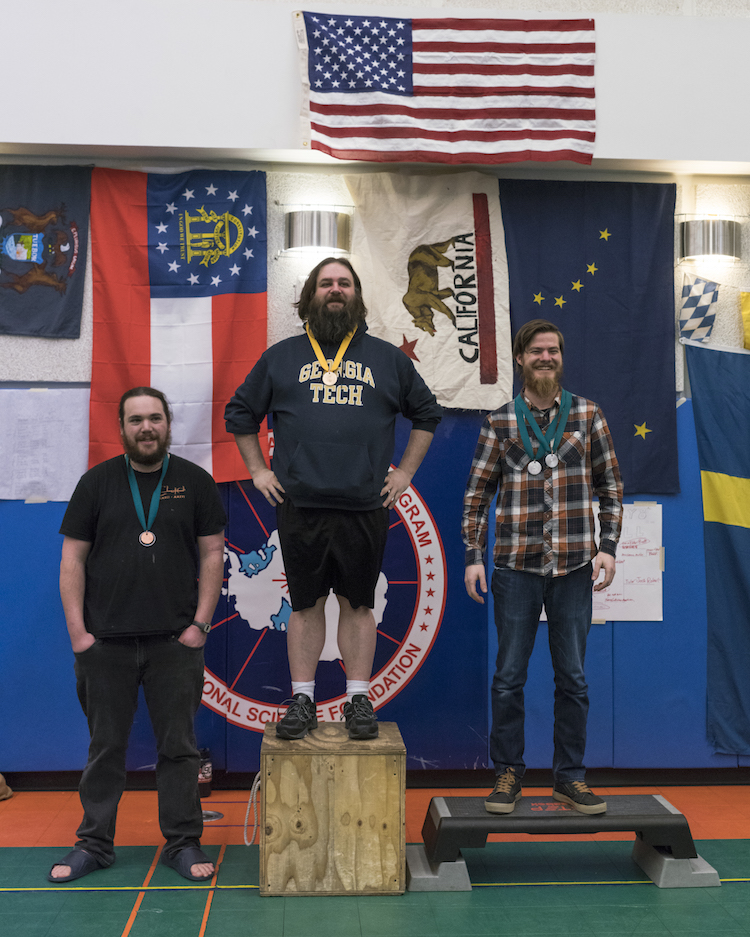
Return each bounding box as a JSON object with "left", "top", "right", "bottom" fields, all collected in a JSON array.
[
  {"left": 198, "top": 844, "right": 227, "bottom": 937},
  {"left": 120, "top": 845, "right": 162, "bottom": 937}
]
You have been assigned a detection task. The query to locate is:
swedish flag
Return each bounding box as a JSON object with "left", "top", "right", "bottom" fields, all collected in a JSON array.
[{"left": 685, "top": 339, "right": 750, "bottom": 754}]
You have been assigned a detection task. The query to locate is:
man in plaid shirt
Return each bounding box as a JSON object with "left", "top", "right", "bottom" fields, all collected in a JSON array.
[{"left": 463, "top": 320, "right": 623, "bottom": 816}]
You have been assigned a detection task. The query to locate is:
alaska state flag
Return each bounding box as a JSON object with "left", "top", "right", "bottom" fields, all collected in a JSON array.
[
  {"left": 685, "top": 340, "right": 750, "bottom": 755},
  {"left": 89, "top": 168, "right": 267, "bottom": 483},
  {"left": 498, "top": 180, "right": 678, "bottom": 495}
]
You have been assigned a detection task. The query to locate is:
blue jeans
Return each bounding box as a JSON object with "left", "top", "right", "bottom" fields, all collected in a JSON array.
[
  {"left": 73, "top": 634, "right": 205, "bottom": 865},
  {"left": 490, "top": 563, "right": 593, "bottom": 783}
]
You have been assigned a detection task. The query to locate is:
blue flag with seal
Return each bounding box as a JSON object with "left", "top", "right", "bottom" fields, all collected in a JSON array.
[
  {"left": 0, "top": 165, "right": 90, "bottom": 338},
  {"left": 685, "top": 339, "right": 750, "bottom": 755},
  {"left": 498, "top": 179, "right": 678, "bottom": 495}
]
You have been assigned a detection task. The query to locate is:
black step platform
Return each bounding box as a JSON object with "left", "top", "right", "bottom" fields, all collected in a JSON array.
[
  {"left": 405, "top": 794, "right": 720, "bottom": 890},
  {"left": 423, "top": 794, "right": 696, "bottom": 862}
]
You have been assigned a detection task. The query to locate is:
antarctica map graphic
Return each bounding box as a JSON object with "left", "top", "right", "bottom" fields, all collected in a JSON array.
[{"left": 201, "top": 474, "right": 446, "bottom": 733}]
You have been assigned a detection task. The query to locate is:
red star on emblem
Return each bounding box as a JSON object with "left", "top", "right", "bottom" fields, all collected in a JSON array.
[
  {"left": 420, "top": 623, "right": 428, "bottom": 631},
  {"left": 426, "top": 588, "right": 435, "bottom": 597},
  {"left": 423, "top": 606, "right": 433, "bottom": 615},
  {"left": 399, "top": 335, "right": 419, "bottom": 361},
  {"left": 426, "top": 572, "right": 435, "bottom": 580}
]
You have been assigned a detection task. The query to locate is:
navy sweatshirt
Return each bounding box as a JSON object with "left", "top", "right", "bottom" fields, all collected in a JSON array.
[{"left": 225, "top": 324, "right": 441, "bottom": 510}]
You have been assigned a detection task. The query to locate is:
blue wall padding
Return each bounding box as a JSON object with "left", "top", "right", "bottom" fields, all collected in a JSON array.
[
  {"left": 0, "top": 402, "right": 737, "bottom": 773},
  {"left": 0, "top": 501, "right": 91, "bottom": 770}
]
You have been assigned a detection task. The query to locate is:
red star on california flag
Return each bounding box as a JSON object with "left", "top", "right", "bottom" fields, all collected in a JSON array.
[{"left": 399, "top": 335, "right": 419, "bottom": 361}]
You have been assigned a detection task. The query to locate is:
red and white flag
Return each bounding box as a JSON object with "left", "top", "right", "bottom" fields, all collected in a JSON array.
[
  {"left": 89, "top": 167, "right": 268, "bottom": 482},
  {"left": 296, "top": 11, "right": 596, "bottom": 165}
]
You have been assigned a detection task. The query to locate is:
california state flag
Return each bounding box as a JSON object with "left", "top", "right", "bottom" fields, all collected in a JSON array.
[
  {"left": 89, "top": 167, "right": 268, "bottom": 482},
  {"left": 346, "top": 172, "right": 512, "bottom": 410}
]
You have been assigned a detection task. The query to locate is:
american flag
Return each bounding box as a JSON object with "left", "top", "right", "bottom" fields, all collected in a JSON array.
[{"left": 295, "top": 11, "right": 596, "bottom": 165}]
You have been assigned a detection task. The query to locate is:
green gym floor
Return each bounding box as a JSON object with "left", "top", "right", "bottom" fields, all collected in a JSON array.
[{"left": 2, "top": 786, "right": 750, "bottom": 936}]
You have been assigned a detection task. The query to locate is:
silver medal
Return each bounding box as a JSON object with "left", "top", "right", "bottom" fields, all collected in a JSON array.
[
  {"left": 527, "top": 460, "right": 542, "bottom": 476},
  {"left": 322, "top": 371, "right": 337, "bottom": 386},
  {"left": 545, "top": 453, "right": 559, "bottom": 468}
]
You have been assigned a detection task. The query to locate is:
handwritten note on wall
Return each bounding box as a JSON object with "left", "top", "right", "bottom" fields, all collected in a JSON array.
[{"left": 593, "top": 502, "right": 663, "bottom": 622}]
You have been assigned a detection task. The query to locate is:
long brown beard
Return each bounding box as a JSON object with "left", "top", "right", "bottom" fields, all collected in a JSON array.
[
  {"left": 306, "top": 294, "right": 366, "bottom": 345},
  {"left": 523, "top": 363, "right": 562, "bottom": 401},
  {"left": 122, "top": 429, "right": 171, "bottom": 467}
]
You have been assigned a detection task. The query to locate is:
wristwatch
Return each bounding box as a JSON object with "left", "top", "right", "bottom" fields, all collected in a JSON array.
[{"left": 193, "top": 621, "right": 212, "bottom": 634}]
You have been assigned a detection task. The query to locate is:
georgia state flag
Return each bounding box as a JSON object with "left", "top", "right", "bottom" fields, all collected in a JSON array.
[{"left": 89, "top": 168, "right": 268, "bottom": 482}]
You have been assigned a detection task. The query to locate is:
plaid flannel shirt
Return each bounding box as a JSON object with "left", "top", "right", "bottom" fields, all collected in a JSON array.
[{"left": 463, "top": 392, "right": 623, "bottom": 576}]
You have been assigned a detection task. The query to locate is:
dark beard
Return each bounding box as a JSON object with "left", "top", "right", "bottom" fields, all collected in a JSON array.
[
  {"left": 306, "top": 295, "right": 366, "bottom": 345},
  {"left": 122, "top": 430, "right": 171, "bottom": 467},
  {"left": 523, "top": 364, "right": 562, "bottom": 401}
]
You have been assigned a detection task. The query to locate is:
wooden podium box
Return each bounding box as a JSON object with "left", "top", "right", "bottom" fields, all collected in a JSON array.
[{"left": 260, "top": 721, "right": 406, "bottom": 896}]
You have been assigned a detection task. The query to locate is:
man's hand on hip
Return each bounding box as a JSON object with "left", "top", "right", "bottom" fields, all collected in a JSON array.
[
  {"left": 381, "top": 468, "right": 411, "bottom": 508},
  {"left": 464, "top": 564, "right": 487, "bottom": 604},
  {"left": 252, "top": 468, "right": 285, "bottom": 506},
  {"left": 592, "top": 551, "right": 616, "bottom": 592}
]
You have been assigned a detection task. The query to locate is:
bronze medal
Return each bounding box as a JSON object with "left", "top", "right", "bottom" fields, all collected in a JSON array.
[{"left": 139, "top": 530, "right": 156, "bottom": 547}]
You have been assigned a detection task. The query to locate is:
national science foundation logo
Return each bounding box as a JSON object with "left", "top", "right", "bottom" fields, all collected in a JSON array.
[{"left": 201, "top": 476, "right": 446, "bottom": 732}]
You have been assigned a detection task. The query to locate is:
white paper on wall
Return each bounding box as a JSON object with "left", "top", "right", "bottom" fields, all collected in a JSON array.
[
  {"left": 0, "top": 388, "right": 89, "bottom": 502},
  {"left": 592, "top": 502, "right": 663, "bottom": 622}
]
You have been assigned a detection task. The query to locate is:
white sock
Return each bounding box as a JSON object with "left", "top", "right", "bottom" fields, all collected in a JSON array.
[
  {"left": 346, "top": 680, "right": 370, "bottom": 702},
  {"left": 292, "top": 681, "right": 315, "bottom": 701}
]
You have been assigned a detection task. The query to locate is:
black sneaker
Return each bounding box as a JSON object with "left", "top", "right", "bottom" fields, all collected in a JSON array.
[
  {"left": 485, "top": 768, "right": 522, "bottom": 814},
  {"left": 553, "top": 780, "right": 606, "bottom": 815},
  {"left": 342, "top": 694, "right": 378, "bottom": 740},
  {"left": 276, "top": 694, "right": 318, "bottom": 740}
]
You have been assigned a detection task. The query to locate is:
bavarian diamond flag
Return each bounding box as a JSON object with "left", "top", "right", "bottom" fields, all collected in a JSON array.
[{"left": 680, "top": 274, "right": 719, "bottom": 342}]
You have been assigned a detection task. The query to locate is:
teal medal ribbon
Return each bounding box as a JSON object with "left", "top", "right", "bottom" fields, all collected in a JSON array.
[
  {"left": 514, "top": 390, "right": 572, "bottom": 475},
  {"left": 125, "top": 454, "right": 169, "bottom": 546}
]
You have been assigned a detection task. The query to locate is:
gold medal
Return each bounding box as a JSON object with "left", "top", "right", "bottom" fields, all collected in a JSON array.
[
  {"left": 139, "top": 531, "right": 156, "bottom": 547},
  {"left": 306, "top": 324, "right": 355, "bottom": 388}
]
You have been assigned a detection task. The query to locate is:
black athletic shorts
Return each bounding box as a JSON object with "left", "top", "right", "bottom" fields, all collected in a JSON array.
[{"left": 277, "top": 499, "right": 390, "bottom": 611}]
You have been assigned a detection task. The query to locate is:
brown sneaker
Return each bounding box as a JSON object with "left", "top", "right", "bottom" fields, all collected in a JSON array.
[
  {"left": 553, "top": 780, "right": 606, "bottom": 815},
  {"left": 485, "top": 768, "right": 522, "bottom": 814}
]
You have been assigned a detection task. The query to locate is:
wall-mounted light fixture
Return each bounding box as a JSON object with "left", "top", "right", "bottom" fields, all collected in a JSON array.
[
  {"left": 679, "top": 217, "right": 742, "bottom": 263},
  {"left": 283, "top": 208, "right": 351, "bottom": 255}
]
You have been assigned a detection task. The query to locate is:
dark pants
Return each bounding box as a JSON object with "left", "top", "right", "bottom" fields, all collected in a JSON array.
[
  {"left": 73, "top": 634, "right": 205, "bottom": 865},
  {"left": 490, "top": 563, "right": 593, "bottom": 784}
]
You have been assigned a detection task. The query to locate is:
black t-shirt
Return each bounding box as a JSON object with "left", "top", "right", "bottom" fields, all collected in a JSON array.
[{"left": 60, "top": 454, "right": 227, "bottom": 637}]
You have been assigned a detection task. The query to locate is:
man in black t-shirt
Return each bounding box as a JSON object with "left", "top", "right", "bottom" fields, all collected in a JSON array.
[{"left": 48, "top": 388, "right": 226, "bottom": 885}]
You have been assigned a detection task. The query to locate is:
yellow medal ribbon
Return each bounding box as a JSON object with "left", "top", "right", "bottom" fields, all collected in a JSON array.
[{"left": 305, "top": 324, "right": 356, "bottom": 385}]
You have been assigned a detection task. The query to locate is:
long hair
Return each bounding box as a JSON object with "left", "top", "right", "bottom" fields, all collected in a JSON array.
[{"left": 295, "top": 257, "right": 365, "bottom": 321}]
